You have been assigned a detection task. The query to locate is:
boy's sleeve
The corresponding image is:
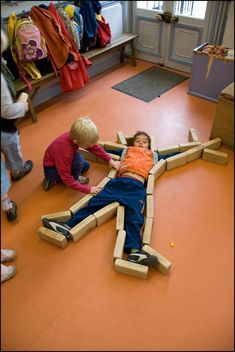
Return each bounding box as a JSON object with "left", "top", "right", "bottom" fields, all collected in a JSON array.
[{"left": 87, "top": 144, "right": 111, "bottom": 162}]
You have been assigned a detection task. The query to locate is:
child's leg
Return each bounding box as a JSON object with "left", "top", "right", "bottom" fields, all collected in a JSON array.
[
  {"left": 71, "top": 152, "right": 90, "bottom": 179},
  {"left": 66, "top": 181, "right": 118, "bottom": 228},
  {"left": 1, "top": 131, "right": 24, "bottom": 172},
  {"left": 43, "top": 166, "right": 61, "bottom": 182},
  {"left": 123, "top": 205, "right": 145, "bottom": 253}
]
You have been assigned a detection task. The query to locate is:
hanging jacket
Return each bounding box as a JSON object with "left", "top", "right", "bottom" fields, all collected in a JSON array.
[
  {"left": 29, "top": 6, "right": 72, "bottom": 69},
  {"left": 80, "top": 0, "right": 98, "bottom": 39}
]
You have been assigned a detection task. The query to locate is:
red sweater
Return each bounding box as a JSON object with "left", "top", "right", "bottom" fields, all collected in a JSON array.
[{"left": 43, "top": 132, "right": 111, "bottom": 193}]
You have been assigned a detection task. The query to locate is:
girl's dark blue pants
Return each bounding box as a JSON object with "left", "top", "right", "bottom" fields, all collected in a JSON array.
[
  {"left": 43, "top": 152, "right": 90, "bottom": 182},
  {"left": 66, "top": 177, "right": 146, "bottom": 253}
]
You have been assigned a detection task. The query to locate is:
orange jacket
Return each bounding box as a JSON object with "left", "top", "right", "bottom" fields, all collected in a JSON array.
[
  {"left": 29, "top": 6, "right": 73, "bottom": 69},
  {"left": 118, "top": 147, "right": 155, "bottom": 180}
]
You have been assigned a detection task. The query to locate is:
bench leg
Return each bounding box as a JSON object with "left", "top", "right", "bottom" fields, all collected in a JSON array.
[
  {"left": 130, "top": 40, "right": 136, "bottom": 66},
  {"left": 28, "top": 96, "right": 37, "bottom": 123},
  {"left": 120, "top": 46, "right": 125, "bottom": 63}
]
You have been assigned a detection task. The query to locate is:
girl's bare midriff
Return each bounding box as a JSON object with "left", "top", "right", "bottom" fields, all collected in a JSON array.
[{"left": 120, "top": 171, "right": 145, "bottom": 184}]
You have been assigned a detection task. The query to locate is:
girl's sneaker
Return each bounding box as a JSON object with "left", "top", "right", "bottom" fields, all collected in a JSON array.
[
  {"left": 127, "top": 250, "right": 158, "bottom": 267},
  {"left": 42, "top": 218, "right": 71, "bottom": 239}
]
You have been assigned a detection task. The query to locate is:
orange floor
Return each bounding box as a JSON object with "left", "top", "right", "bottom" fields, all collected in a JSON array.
[{"left": 1, "top": 60, "right": 234, "bottom": 351}]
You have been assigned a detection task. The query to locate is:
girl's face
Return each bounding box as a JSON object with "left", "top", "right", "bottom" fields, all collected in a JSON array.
[{"left": 133, "top": 134, "right": 150, "bottom": 149}]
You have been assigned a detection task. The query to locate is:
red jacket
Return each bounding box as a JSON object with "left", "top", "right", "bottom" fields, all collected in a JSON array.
[{"left": 43, "top": 132, "right": 111, "bottom": 193}]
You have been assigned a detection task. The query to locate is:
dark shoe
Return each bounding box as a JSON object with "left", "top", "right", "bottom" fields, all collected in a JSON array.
[
  {"left": 42, "top": 218, "right": 71, "bottom": 239},
  {"left": 42, "top": 178, "right": 55, "bottom": 191},
  {"left": 127, "top": 250, "right": 158, "bottom": 267},
  {"left": 77, "top": 175, "right": 89, "bottom": 184},
  {"left": 6, "top": 201, "right": 17, "bottom": 222},
  {"left": 11, "top": 160, "right": 33, "bottom": 181}
]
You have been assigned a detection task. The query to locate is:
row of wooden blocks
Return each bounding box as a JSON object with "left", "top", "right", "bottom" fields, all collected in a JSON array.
[
  {"left": 38, "top": 201, "right": 172, "bottom": 279},
  {"left": 80, "top": 129, "right": 228, "bottom": 169},
  {"left": 37, "top": 128, "right": 227, "bottom": 279}
]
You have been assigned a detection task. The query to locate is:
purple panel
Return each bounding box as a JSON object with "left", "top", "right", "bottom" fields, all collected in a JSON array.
[{"left": 188, "top": 50, "right": 234, "bottom": 102}]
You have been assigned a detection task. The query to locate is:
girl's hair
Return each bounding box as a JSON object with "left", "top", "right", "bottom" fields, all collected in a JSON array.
[
  {"left": 69, "top": 116, "right": 99, "bottom": 146},
  {"left": 133, "top": 131, "right": 151, "bottom": 149}
]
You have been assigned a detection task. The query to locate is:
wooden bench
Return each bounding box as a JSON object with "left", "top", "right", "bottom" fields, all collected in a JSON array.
[{"left": 14, "top": 33, "right": 138, "bottom": 124}]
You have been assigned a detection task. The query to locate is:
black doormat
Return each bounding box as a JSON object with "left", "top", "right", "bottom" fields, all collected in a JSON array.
[{"left": 112, "top": 66, "right": 188, "bottom": 102}]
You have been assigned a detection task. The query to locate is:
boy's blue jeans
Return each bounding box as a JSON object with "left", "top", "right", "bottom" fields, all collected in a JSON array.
[
  {"left": 1, "top": 158, "right": 11, "bottom": 196},
  {"left": 1, "top": 131, "right": 24, "bottom": 171},
  {"left": 43, "top": 152, "right": 90, "bottom": 182},
  {"left": 66, "top": 177, "right": 146, "bottom": 253}
]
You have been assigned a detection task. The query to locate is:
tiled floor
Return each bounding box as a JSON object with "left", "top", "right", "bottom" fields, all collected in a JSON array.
[{"left": 1, "top": 60, "right": 234, "bottom": 351}]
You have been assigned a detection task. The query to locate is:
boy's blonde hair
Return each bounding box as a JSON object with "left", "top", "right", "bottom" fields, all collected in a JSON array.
[{"left": 69, "top": 116, "right": 99, "bottom": 146}]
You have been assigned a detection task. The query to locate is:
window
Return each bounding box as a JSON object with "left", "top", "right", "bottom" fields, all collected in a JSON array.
[
  {"left": 174, "top": 1, "right": 207, "bottom": 19},
  {"left": 136, "top": 1, "right": 207, "bottom": 20},
  {"left": 137, "top": 1, "right": 164, "bottom": 11}
]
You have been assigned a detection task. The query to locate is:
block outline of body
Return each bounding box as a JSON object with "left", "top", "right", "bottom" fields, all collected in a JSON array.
[{"left": 38, "top": 130, "right": 227, "bottom": 278}]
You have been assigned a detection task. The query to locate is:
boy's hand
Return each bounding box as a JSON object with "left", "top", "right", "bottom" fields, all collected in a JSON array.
[
  {"left": 109, "top": 159, "right": 120, "bottom": 170},
  {"left": 90, "top": 186, "right": 102, "bottom": 195}
]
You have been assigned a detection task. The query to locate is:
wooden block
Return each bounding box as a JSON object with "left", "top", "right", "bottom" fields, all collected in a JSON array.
[
  {"left": 97, "top": 177, "right": 110, "bottom": 188},
  {"left": 146, "top": 195, "right": 154, "bottom": 218},
  {"left": 70, "top": 215, "right": 96, "bottom": 242},
  {"left": 117, "top": 131, "right": 127, "bottom": 145},
  {"left": 185, "top": 145, "right": 204, "bottom": 162},
  {"left": 142, "top": 245, "right": 172, "bottom": 275},
  {"left": 150, "top": 136, "right": 156, "bottom": 151},
  {"left": 157, "top": 145, "right": 180, "bottom": 155},
  {"left": 69, "top": 194, "right": 93, "bottom": 215},
  {"left": 210, "top": 88, "right": 234, "bottom": 148},
  {"left": 142, "top": 217, "right": 153, "bottom": 245},
  {"left": 113, "top": 230, "right": 126, "bottom": 260},
  {"left": 202, "top": 148, "right": 228, "bottom": 164},
  {"left": 114, "top": 258, "right": 148, "bottom": 279},
  {"left": 94, "top": 202, "right": 120, "bottom": 226},
  {"left": 149, "top": 159, "right": 166, "bottom": 181},
  {"left": 188, "top": 128, "right": 199, "bottom": 142},
  {"left": 146, "top": 174, "right": 155, "bottom": 195},
  {"left": 178, "top": 141, "right": 201, "bottom": 152},
  {"left": 37, "top": 226, "right": 68, "bottom": 248},
  {"left": 107, "top": 168, "right": 118, "bottom": 179},
  {"left": 79, "top": 148, "right": 97, "bottom": 161},
  {"left": 125, "top": 136, "right": 134, "bottom": 146},
  {"left": 104, "top": 142, "right": 126, "bottom": 151},
  {"left": 97, "top": 140, "right": 105, "bottom": 148},
  {"left": 166, "top": 152, "right": 187, "bottom": 170},
  {"left": 203, "top": 138, "right": 221, "bottom": 150},
  {"left": 41, "top": 210, "right": 71, "bottom": 222},
  {"left": 116, "top": 206, "right": 125, "bottom": 231}
]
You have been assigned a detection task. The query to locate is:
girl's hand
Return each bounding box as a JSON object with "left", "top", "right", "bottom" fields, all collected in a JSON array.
[{"left": 90, "top": 186, "right": 102, "bottom": 195}]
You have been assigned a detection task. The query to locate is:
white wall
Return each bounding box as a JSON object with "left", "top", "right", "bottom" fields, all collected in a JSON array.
[{"left": 222, "top": 1, "right": 234, "bottom": 48}]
